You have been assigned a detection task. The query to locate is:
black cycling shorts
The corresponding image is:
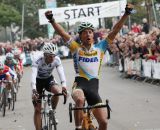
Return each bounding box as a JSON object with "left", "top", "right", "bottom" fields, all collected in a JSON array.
[
  {"left": 36, "top": 75, "right": 57, "bottom": 99},
  {"left": 73, "top": 77, "right": 102, "bottom": 106}
]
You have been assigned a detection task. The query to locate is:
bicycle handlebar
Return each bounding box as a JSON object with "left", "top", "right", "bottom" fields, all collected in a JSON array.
[
  {"left": 72, "top": 103, "right": 109, "bottom": 110},
  {"left": 41, "top": 93, "right": 67, "bottom": 104},
  {"left": 70, "top": 99, "right": 111, "bottom": 119}
]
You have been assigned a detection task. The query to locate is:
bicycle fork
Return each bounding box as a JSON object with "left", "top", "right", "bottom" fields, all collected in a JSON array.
[{"left": 82, "top": 111, "right": 97, "bottom": 130}]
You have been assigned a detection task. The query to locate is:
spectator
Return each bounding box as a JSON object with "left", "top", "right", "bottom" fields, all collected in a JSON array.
[{"left": 142, "top": 18, "right": 149, "bottom": 34}]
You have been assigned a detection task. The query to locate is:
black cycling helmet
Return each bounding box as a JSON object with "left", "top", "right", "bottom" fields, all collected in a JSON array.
[{"left": 77, "top": 22, "right": 94, "bottom": 34}]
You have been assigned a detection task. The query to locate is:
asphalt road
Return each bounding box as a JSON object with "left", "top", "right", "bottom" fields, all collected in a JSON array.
[{"left": 0, "top": 59, "right": 160, "bottom": 130}]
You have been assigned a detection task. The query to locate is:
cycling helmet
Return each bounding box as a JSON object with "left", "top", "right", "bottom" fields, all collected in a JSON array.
[
  {"left": 42, "top": 42, "right": 58, "bottom": 55},
  {"left": 6, "top": 52, "right": 14, "bottom": 60},
  {"left": 77, "top": 22, "right": 94, "bottom": 34},
  {"left": 0, "top": 61, "right": 4, "bottom": 69}
]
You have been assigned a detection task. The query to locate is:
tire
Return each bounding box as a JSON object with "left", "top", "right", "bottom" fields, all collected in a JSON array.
[
  {"left": 11, "top": 88, "right": 15, "bottom": 111},
  {"left": 49, "top": 110, "right": 57, "bottom": 130},
  {"left": 15, "top": 83, "right": 19, "bottom": 93},
  {"left": 69, "top": 103, "right": 72, "bottom": 122},
  {"left": 13, "top": 84, "right": 17, "bottom": 102},
  {"left": 41, "top": 108, "right": 48, "bottom": 130},
  {"left": 1, "top": 88, "right": 7, "bottom": 117},
  {"left": 8, "top": 98, "right": 11, "bottom": 110}
]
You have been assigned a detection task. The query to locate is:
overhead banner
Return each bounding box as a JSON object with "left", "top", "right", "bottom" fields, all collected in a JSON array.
[{"left": 39, "top": 0, "right": 126, "bottom": 25}]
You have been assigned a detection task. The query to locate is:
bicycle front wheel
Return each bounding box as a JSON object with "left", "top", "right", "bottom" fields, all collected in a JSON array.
[
  {"left": 49, "top": 110, "right": 57, "bottom": 130},
  {"left": 1, "top": 88, "right": 7, "bottom": 117},
  {"left": 41, "top": 109, "right": 49, "bottom": 130}
]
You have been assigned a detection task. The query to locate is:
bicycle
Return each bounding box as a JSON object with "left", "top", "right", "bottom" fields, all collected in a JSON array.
[
  {"left": 0, "top": 79, "right": 13, "bottom": 117},
  {"left": 69, "top": 100, "right": 111, "bottom": 130},
  {"left": 39, "top": 90, "right": 67, "bottom": 130}
]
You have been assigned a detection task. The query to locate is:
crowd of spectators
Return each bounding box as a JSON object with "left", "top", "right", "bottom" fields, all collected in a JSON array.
[
  {"left": 108, "top": 21, "right": 160, "bottom": 66},
  {"left": 0, "top": 18, "right": 160, "bottom": 68}
]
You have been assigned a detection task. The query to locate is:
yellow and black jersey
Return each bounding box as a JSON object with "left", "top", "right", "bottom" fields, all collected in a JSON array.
[{"left": 67, "top": 38, "right": 111, "bottom": 80}]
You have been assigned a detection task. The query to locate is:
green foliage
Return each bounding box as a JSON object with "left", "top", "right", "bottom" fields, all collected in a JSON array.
[
  {"left": 0, "top": 0, "right": 47, "bottom": 39},
  {"left": 0, "top": 0, "right": 24, "bottom": 11},
  {"left": 0, "top": 3, "right": 21, "bottom": 27},
  {"left": 22, "top": 0, "right": 47, "bottom": 38},
  {"left": 57, "top": 0, "right": 102, "bottom": 7}
]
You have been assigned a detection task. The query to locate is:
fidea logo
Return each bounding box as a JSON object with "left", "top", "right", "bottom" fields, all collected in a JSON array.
[{"left": 78, "top": 56, "right": 98, "bottom": 62}]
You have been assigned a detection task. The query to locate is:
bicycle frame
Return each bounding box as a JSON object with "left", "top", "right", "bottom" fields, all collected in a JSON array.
[{"left": 41, "top": 92, "right": 56, "bottom": 130}]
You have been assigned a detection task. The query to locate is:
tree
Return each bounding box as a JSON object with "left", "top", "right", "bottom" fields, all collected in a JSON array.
[
  {"left": 22, "top": 0, "right": 47, "bottom": 39},
  {"left": 0, "top": 3, "right": 21, "bottom": 41},
  {"left": 0, "top": 3, "right": 21, "bottom": 27}
]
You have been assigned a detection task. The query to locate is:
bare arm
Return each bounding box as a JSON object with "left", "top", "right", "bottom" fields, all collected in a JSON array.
[
  {"left": 108, "top": 3, "right": 134, "bottom": 42},
  {"left": 108, "top": 14, "right": 128, "bottom": 42},
  {"left": 45, "top": 11, "right": 71, "bottom": 42}
]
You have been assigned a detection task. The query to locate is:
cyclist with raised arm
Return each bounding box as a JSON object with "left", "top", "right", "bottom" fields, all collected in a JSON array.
[
  {"left": 31, "top": 42, "right": 67, "bottom": 130},
  {"left": 45, "top": 3, "right": 133, "bottom": 130}
]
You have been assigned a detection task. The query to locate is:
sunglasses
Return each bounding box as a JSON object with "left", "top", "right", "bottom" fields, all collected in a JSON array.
[{"left": 45, "top": 54, "right": 56, "bottom": 58}]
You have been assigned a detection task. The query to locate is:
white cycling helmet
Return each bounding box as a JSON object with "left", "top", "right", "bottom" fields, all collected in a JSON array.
[
  {"left": 6, "top": 52, "right": 14, "bottom": 60},
  {"left": 77, "top": 22, "right": 94, "bottom": 34},
  {"left": 42, "top": 42, "right": 58, "bottom": 55},
  {"left": 0, "top": 61, "right": 4, "bottom": 69}
]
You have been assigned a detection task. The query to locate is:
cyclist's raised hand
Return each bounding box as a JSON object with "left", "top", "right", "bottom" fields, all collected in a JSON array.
[
  {"left": 125, "top": 3, "right": 134, "bottom": 15},
  {"left": 45, "top": 10, "right": 54, "bottom": 23}
]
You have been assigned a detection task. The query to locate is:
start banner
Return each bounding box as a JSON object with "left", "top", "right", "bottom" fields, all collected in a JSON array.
[{"left": 39, "top": 0, "right": 126, "bottom": 25}]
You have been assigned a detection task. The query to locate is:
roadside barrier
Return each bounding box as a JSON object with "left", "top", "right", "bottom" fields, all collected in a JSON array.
[{"left": 119, "top": 57, "right": 160, "bottom": 83}]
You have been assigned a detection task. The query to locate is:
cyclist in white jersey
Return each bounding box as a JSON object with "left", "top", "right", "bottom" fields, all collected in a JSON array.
[
  {"left": 45, "top": 3, "right": 133, "bottom": 130},
  {"left": 31, "top": 42, "right": 67, "bottom": 130}
]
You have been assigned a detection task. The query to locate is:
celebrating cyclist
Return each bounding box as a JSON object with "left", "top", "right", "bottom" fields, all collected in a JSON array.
[
  {"left": 31, "top": 42, "right": 67, "bottom": 130},
  {"left": 45, "top": 3, "right": 133, "bottom": 130}
]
